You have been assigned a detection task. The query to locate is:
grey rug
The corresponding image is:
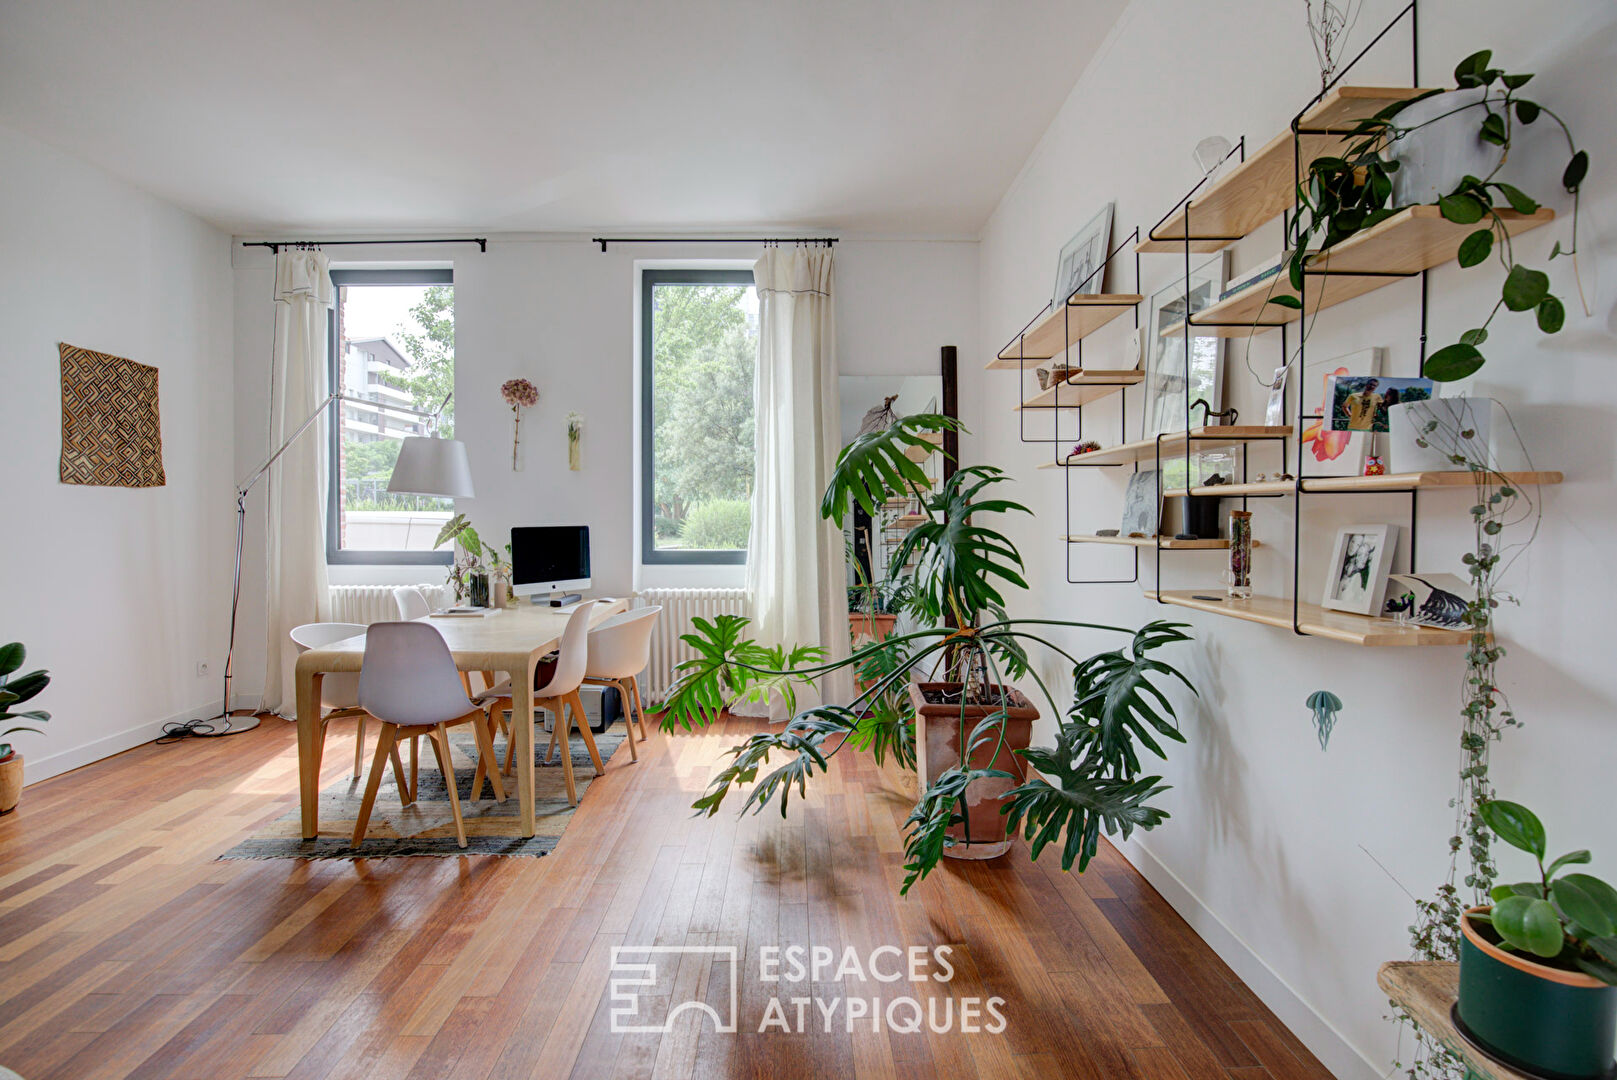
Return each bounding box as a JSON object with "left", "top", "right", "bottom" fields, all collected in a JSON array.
[{"left": 220, "top": 719, "right": 631, "bottom": 859}]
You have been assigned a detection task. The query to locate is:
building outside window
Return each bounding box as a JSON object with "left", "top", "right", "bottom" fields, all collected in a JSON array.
[{"left": 327, "top": 268, "right": 455, "bottom": 565}]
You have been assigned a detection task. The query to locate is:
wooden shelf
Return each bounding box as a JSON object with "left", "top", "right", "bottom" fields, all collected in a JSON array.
[
  {"left": 1136, "top": 86, "right": 1435, "bottom": 253},
  {"left": 993, "top": 295, "right": 1142, "bottom": 363},
  {"left": 1166, "top": 206, "right": 1555, "bottom": 337},
  {"left": 1013, "top": 370, "right": 1144, "bottom": 411},
  {"left": 902, "top": 432, "right": 945, "bottom": 462},
  {"left": 886, "top": 514, "right": 926, "bottom": 530},
  {"left": 1065, "top": 534, "right": 1237, "bottom": 550},
  {"left": 1037, "top": 426, "right": 1291, "bottom": 469},
  {"left": 1378, "top": 963, "right": 1531, "bottom": 1080},
  {"left": 1146, "top": 590, "right": 1472, "bottom": 646},
  {"left": 1164, "top": 470, "right": 1564, "bottom": 498}
]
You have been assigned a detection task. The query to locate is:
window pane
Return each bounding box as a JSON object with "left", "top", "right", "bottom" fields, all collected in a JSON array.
[
  {"left": 333, "top": 281, "right": 454, "bottom": 553},
  {"left": 649, "top": 279, "right": 757, "bottom": 554}
]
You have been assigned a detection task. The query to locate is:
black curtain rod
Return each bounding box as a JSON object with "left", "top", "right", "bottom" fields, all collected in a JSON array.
[
  {"left": 591, "top": 236, "right": 837, "bottom": 252},
  {"left": 241, "top": 238, "right": 488, "bottom": 254}
]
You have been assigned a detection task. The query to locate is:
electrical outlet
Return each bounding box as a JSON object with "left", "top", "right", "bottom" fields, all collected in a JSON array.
[{"left": 196, "top": 661, "right": 210, "bottom": 678}]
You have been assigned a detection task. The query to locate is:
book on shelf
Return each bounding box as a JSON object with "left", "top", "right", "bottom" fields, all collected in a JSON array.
[{"left": 1220, "top": 248, "right": 1314, "bottom": 300}]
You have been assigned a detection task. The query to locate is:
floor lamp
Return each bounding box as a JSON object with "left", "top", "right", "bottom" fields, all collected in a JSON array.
[{"left": 196, "top": 393, "right": 472, "bottom": 736}]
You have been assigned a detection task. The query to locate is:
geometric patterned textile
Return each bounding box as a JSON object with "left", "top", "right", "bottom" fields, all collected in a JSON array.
[{"left": 58, "top": 342, "right": 166, "bottom": 487}]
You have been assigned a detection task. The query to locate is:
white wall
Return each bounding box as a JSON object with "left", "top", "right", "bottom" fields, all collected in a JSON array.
[
  {"left": 0, "top": 125, "right": 235, "bottom": 783},
  {"left": 229, "top": 237, "right": 977, "bottom": 694},
  {"left": 975, "top": 1, "right": 1617, "bottom": 1076}
]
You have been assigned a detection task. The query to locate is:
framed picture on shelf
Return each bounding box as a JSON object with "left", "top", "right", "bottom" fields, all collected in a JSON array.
[
  {"left": 1141, "top": 252, "right": 1227, "bottom": 439},
  {"left": 1383, "top": 572, "right": 1475, "bottom": 627},
  {"left": 1120, "top": 469, "right": 1160, "bottom": 537},
  {"left": 1301, "top": 347, "right": 1384, "bottom": 476},
  {"left": 1325, "top": 374, "right": 1434, "bottom": 433},
  {"left": 1052, "top": 203, "right": 1114, "bottom": 309},
  {"left": 1321, "top": 523, "right": 1400, "bottom": 615}
]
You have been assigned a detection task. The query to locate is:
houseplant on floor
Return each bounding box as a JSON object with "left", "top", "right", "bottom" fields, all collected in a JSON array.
[
  {"left": 661, "top": 414, "right": 1198, "bottom": 893},
  {"left": 0, "top": 641, "right": 51, "bottom": 814},
  {"left": 1456, "top": 799, "right": 1617, "bottom": 1079}
]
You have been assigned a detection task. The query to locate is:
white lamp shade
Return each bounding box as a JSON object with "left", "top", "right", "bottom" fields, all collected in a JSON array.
[{"left": 387, "top": 437, "right": 475, "bottom": 499}]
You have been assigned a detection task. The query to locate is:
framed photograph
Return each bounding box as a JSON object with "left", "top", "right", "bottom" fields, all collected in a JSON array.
[
  {"left": 1322, "top": 524, "right": 1400, "bottom": 615},
  {"left": 1120, "top": 469, "right": 1160, "bottom": 537},
  {"left": 1300, "top": 347, "right": 1383, "bottom": 476},
  {"left": 1383, "top": 572, "right": 1475, "bottom": 627},
  {"left": 1326, "top": 375, "right": 1434, "bottom": 433},
  {"left": 1052, "top": 203, "right": 1114, "bottom": 309},
  {"left": 1141, "top": 252, "right": 1227, "bottom": 438}
]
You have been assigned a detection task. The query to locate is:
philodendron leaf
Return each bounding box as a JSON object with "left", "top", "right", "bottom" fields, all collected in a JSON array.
[
  {"left": 1266, "top": 295, "right": 1303, "bottom": 310},
  {"left": 1424, "top": 343, "right": 1484, "bottom": 382},
  {"left": 1552, "top": 878, "right": 1617, "bottom": 939},
  {"left": 1459, "top": 327, "right": 1489, "bottom": 347},
  {"left": 0, "top": 643, "right": 22, "bottom": 677},
  {"left": 1501, "top": 265, "right": 1551, "bottom": 312},
  {"left": 1439, "top": 193, "right": 1487, "bottom": 225},
  {"left": 1546, "top": 850, "right": 1593, "bottom": 877},
  {"left": 1480, "top": 799, "right": 1547, "bottom": 858},
  {"left": 1491, "top": 895, "right": 1565, "bottom": 958},
  {"left": 1515, "top": 99, "right": 1540, "bottom": 124},
  {"left": 1493, "top": 183, "right": 1539, "bottom": 215},
  {"left": 1457, "top": 229, "right": 1493, "bottom": 268},
  {"left": 1537, "top": 295, "right": 1566, "bottom": 334},
  {"left": 1563, "top": 150, "right": 1589, "bottom": 192},
  {"left": 1561, "top": 873, "right": 1617, "bottom": 929}
]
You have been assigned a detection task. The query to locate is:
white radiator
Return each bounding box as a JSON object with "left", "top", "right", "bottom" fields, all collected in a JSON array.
[
  {"left": 328, "top": 583, "right": 445, "bottom": 624},
  {"left": 635, "top": 588, "right": 750, "bottom": 699}
]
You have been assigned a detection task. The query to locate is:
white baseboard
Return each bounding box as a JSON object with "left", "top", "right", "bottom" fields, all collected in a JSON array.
[
  {"left": 21, "top": 692, "right": 266, "bottom": 786},
  {"left": 1117, "top": 838, "right": 1383, "bottom": 1080}
]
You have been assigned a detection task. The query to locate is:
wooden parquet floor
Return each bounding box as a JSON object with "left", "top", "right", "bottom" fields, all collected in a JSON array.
[{"left": 0, "top": 714, "right": 1335, "bottom": 1080}]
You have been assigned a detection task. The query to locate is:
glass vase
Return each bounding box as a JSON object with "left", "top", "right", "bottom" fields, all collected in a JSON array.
[{"left": 1227, "top": 511, "right": 1253, "bottom": 599}]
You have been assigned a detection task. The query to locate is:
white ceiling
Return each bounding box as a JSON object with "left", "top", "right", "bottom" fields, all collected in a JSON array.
[{"left": 0, "top": 0, "right": 1128, "bottom": 236}]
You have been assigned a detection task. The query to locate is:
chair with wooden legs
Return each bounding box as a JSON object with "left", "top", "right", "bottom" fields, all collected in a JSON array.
[
  {"left": 476, "top": 601, "right": 601, "bottom": 807},
  {"left": 581, "top": 606, "right": 660, "bottom": 763},
  {"left": 289, "top": 622, "right": 387, "bottom": 784},
  {"left": 351, "top": 621, "right": 506, "bottom": 850}
]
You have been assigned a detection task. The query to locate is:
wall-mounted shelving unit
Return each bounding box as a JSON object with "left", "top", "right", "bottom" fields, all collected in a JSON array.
[
  {"left": 988, "top": 1, "right": 1566, "bottom": 644},
  {"left": 1135, "top": 86, "right": 1435, "bottom": 253},
  {"left": 1013, "top": 371, "right": 1143, "bottom": 411},
  {"left": 1166, "top": 206, "right": 1554, "bottom": 337}
]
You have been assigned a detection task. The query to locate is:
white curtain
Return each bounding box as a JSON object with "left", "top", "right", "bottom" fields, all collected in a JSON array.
[
  {"left": 746, "top": 246, "right": 852, "bottom": 707},
  {"left": 260, "top": 251, "right": 334, "bottom": 715}
]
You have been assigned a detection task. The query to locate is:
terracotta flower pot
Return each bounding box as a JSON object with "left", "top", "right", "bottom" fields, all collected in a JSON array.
[
  {"left": 1458, "top": 905, "right": 1617, "bottom": 1079},
  {"left": 849, "top": 613, "right": 898, "bottom": 642},
  {"left": 0, "top": 753, "right": 23, "bottom": 814},
  {"left": 908, "top": 681, "right": 1036, "bottom": 860}
]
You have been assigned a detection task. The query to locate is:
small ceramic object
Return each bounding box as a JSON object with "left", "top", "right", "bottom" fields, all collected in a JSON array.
[
  {"left": 1095, "top": 528, "right": 1120, "bottom": 537},
  {"left": 1364, "top": 455, "right": 1386, "bottom": 476}
]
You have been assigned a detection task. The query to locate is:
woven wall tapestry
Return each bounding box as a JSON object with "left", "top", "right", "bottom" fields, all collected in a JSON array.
[{"left": 58, "top": 343, "right": 166, "bottom": 488}]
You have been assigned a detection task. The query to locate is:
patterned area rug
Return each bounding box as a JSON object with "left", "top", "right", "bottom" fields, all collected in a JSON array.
[{"left": 221, "top": 719, "right": 631, "bottom": 859}]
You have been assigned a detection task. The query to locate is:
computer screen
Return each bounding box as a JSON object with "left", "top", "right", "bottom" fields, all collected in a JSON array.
[{"left": 510, "top": 525, "right": 591, "bottom": 595}]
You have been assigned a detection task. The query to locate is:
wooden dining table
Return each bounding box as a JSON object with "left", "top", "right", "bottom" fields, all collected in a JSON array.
[{"left": 293, "top": 597, "right": 629, "bottom": 839}]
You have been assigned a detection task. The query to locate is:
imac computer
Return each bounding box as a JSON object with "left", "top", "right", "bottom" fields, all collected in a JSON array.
[{"left": 510, "top": 525, "right": 592, "bottom": 605}]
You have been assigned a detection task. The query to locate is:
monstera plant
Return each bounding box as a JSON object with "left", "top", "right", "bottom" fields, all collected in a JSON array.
[{"left": 660, "top": 414, "right": 1198, "bottom": 894}]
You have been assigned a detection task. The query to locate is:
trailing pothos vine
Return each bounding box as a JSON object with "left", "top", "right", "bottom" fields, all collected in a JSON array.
[{"left": 1276, "top": 49, "right": 1587, "bottom": 384}]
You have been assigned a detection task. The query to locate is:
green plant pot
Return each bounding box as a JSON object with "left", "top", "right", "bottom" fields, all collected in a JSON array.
[{"left": 1457, "top": 907, "right": 1617, "bottom": 1079}]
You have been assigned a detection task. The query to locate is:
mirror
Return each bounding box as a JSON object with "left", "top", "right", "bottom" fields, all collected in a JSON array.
[{"left": 838, "top": 373, "right": 944, "bottom": 639}]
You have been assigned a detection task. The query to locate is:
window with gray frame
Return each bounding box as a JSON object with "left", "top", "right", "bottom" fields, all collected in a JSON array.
[
  {"left": 326, "top": 267, "right": 455, "bottom": 565},
  {"left": 640, "top": 268, "right": 758, "bottom": 565}
]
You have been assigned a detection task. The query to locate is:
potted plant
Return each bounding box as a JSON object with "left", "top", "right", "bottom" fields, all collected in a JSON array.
[
  {"left": 662, "top": 414, "right": 1196, "bottom": 893},
  {"left": 1458, "top": 799, "right": 1617, "bottom": 1079},
  {"left": 0, "top": 641, "right": 51, "bottom": 814},
  {"left": 435, "top": 514, "right": 495, "bottom": 606}
]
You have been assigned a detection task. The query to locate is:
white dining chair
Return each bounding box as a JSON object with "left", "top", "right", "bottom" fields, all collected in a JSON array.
[
  {"left": 477, "top": 601, "right": 601, "bottom": 806},
  {"left": 392, "top": 586, "right": 432, "bottom": 621},
  {"left": 581, "top": 606, "right": 660, "bottom": 763},
  {"left": 352, "top": 621, "right": 507, "bottom": 849},
  {"left": 289, "top": 622, "right": 372, "bottom": 779}
]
